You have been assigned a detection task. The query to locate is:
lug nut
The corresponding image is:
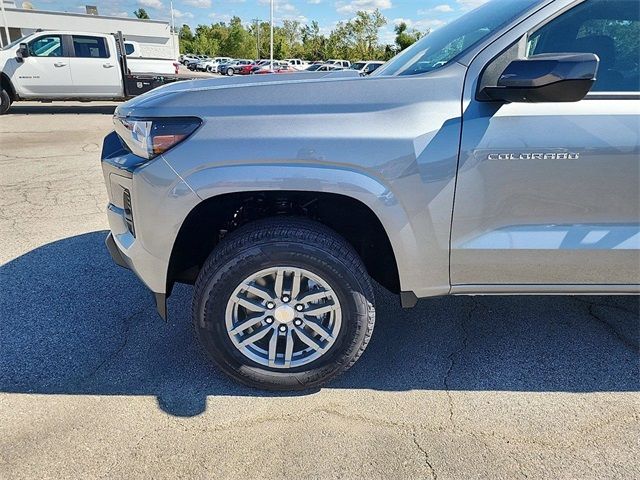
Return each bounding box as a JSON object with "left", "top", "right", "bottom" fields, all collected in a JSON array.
[
  {"left": 282, "top": 295, "right": 290, "bottom": 303},
  {"left": 279, "top": 325, "right": 287, "bottom": 332},
  {"left": 265, "top": 317, "right": 274, "bottom": 324},
  {"left": 266, "top": 301, "right": 275, "bottom": 309},
  {"left": 295, "top": 304, "right": 304, "bottom": 312},
  {"left": 294, "top": 319, "right": 303, "bottom": 327}
]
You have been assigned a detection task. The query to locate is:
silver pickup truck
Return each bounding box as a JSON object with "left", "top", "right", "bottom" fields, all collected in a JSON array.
[{"left": 101, "top": 0, "right": 639, "bottom": 390}]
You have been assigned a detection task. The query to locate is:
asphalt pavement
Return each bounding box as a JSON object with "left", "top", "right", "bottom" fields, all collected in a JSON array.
[{"left": 0, "top": 102, "right": 638, "bottom": 479}]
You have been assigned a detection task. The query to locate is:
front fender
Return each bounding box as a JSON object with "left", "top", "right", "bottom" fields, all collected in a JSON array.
[{"left": 183, "top": 163, "right": 447, "bottom": 297}]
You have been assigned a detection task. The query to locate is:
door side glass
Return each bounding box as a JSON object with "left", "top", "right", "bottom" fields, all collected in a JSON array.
[
  {"left": 72, "top": 36, "right": 109, "bottom": 59},
  {"left": 527, "top": 0, "right": 640, "bottom": 92},
  {"left": 29, "top": 36, "right": 63, "bottom": 57}
]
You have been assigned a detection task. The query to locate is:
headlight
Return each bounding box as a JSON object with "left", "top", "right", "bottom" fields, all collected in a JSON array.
[{"left": 114, "top": 117, "right": 202, "bottom": 160}]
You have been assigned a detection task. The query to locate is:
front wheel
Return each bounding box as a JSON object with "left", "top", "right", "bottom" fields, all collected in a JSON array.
[
  {"left": 226, "top": 68, "right": 234, "bottom": 76},
  {"left": 0, "top": 89, "right": 12, "bottom": 115},
  {"left": 192, "top": 218, "right": 375, "bottom": 390}
]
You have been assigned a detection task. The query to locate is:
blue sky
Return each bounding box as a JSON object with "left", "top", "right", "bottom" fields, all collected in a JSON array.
[{"left": 18, "top": 0, "right": 488, "bottom": 43}]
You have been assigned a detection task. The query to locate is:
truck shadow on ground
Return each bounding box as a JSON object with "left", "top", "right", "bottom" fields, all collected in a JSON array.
[
  {"left": 1, "top": 231, "right": 638, "bottom": 417},
  {"left": 7, "top": 104, "right": 119, "bottom": 115}
]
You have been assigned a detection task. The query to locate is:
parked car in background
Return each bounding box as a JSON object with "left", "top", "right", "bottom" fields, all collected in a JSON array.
[
  {"left": 253, "top": 62, "right": 296, "bottom": 74},
  {"left": 284, "top": 58, "right": 309, "bottom": 70},
  {"left": 201, "top": 57, "right": 233, "bottom": 73},
  {"left": 307, "top": 64, "right": 344, "bottom": 72},
  {"left": 325, "top": 59, "right": 351, "bottom": 68},
  {"left": 180, "top": 53, "right": 198, "bottom": 65},
  {"left": 350, "top": 61, "right": 385, "bottom": 75},
  {"left": 251, "top": 61, "right": 288, "bottom": 74},
  {"left": 220, "top": 59, "right": 254, "bottom": 76},
  {"left": 0, "top": 31, "right": 183, "bottom": 114},
  {"left": 187, "top": 56, "right": 210, "bottom": 71}
]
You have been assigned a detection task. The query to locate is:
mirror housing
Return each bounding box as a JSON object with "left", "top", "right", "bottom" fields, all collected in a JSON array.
[
  {"left": 481, "top": 53, "right": 599, "bottom": 103},
  {"left": 16, "top": 43, "right": 29, "bottom": 60}
]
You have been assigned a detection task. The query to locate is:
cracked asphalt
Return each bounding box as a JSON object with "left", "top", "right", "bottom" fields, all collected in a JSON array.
[{"left": 1, "top": 102, "right": 639, "bottom": 479}]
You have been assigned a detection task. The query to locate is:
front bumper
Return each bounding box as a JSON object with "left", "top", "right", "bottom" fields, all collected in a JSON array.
[
  {"left": 101, "top": 131, "right": 200, "bottom": 320},
  {"left": 106, "top": 232, "right": 168, "bottom": 320}
]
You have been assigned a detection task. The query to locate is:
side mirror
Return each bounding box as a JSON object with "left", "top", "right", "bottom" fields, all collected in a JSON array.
[
  {"left": 481, "top": 53, "right": 599, "bottom": 103},
  {"left": 16, "top": 43, "right": 29, "bottom": 60}
]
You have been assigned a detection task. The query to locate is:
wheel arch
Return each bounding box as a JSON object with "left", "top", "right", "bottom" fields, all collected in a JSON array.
[
  {"left": 167, "top": 189, "right": 404, "bottom": 296},
  {"left": 0, "top": 73, "right": 17, "bottom": 100}
]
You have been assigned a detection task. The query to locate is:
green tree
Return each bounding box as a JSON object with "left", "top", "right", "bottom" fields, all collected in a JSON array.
[
  {"left": 395, "top": 22, "right": 424, "bottom": 51},
  {"left": 133, "top": 8, "right": 149, "bottom": 20},
  {"left": 347, "top": 9, "right": 387, "bottom": 60}
]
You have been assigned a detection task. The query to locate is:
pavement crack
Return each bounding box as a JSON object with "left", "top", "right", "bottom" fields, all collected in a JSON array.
[
  {"left": 443, "top": 298, "right": 476, "bottom": 428},
  {"left": 76, "top": 310, "right": 144, "bottom": 384},
  {"left": 578, "top": 300, "right": 638, "bottom": 352},
  {"left": 412, "top": 429, "right": 437, "bottom": 480}
]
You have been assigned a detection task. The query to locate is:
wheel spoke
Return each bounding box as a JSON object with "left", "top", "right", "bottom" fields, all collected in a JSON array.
[
  {"left": 294, "top": 327, "right": 324, "bottom": 351},
  {"left": 243, "top": 283, "right": 274, "bottom": 302},
  {"left": 304, "top": 303, "right": 338, "bottom": 317},
  {"left": 230, "top": 313, "right": 266, "bottom": 335},
  {"left": 302, "top": 319, "right": 332, "bottom": 340},
  {"left": 239, "top": 325, "right": 272, "bottom": 347},
  {"left": 274, "top": 269, "right": 285, "bottom": 298},
  {"left": 284, "top": 329, "right": 295, "bottom": 367},
  {"left": 298, "top": 289, "right": 331, "bottom": 304},
  {"left": 268, "top": 329, "right": 278, "bottom": 367},
  {"left": 235, "top": 296, "right": 265, "bottom": 313},
  {"left": 291, "top": 271, "right": 302, "bottom": 300}
]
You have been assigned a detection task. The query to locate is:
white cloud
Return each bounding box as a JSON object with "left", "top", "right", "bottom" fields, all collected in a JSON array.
[
  {"left": 139, "top": 0, "right": 163, "bottom": 9},
  {"left": 393, "top": 17, "right": 446, "bottom": 31},
  {"left": 183, "top": 0, "right": 212, "bottom": 7},
  {"left": 173, "top": 8, "right": 194, "bottom": 19},
  {"left": 335, "top": 0, "right": 392, "bottom": 15},
  {"left": 456, "top": 0, "right": 489, "bottom": 10}
]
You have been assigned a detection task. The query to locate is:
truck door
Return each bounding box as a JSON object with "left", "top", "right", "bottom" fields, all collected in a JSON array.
[
  {"left": 451, "top": 0, "right": 639, "bottom": 289},
  {"left": 15, "top": 34, "right": 73, "bottom": 97},
  {"left": 69, "top": 35, "right": 122, "bottom": 98}
]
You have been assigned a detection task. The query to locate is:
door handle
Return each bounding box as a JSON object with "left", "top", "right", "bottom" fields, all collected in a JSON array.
[
  {"left": 53, "top": 62, "right": 67, "bottom": 67},
  {"left": 103, "top": 63, "right": 115, "bottom": 68}
]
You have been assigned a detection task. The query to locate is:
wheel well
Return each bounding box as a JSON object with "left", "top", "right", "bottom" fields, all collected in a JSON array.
[
  {"left": 167, "top": 191, "right": 400, "bottom": 294},
  {"left": 0, "top": 73, "right": 16, "bottom": 100}
]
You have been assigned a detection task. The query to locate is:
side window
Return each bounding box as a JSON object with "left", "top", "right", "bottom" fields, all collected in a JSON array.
[
  {"left": 124, "top": 43, "right": 135, "bottom": 56},
  {"left": 29, "top": 36, "right": 63, "bottom": 57},
  {"left": 527, "top": 0, "right": 639, "bottom": 92},
  {"left": 72, "top": 36, "right": 109, "bottom": 59}
]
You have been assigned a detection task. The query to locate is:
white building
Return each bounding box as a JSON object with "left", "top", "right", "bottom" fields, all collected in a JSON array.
[{"left": 0, "top": 1, "right": 179, "bottom": 59}]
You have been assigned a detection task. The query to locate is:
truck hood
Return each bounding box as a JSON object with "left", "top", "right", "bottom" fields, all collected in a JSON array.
[{"left": 116, "top": 70, "right": 362, "bottom": 117}]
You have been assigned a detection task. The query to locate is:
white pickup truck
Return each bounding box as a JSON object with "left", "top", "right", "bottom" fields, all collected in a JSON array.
[{"left": 0, "top": 31, "right": 181, "bottom": 114}]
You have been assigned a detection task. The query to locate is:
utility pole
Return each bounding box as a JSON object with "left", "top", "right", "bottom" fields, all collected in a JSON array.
[
  {"left": 170, "top": 0, "right": 176, "bottom": 60},
  {"left": 0, "top": 0, "right": 10, "bottom": 48},
  {"left": 253, "top": 18, "right": 260, "bottom": 59},
  {"left": 270, "top": 0, "right": 274, "bottom": 69}
]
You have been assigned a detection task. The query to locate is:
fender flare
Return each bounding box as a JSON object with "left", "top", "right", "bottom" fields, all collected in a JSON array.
[{"left": 181, "top": 163, "right": 434, "bottom": 296}]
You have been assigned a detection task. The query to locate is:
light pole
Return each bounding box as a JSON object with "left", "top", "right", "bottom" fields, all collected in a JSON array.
[
  {"left": 170, "top": 0, "right": 176, "bottom": 60},
  {"left": 253, "top": 18, "right": 260, "bottom": 59},
  {"left": 270, "top": 0, "right": 274, "bottom": 69}
]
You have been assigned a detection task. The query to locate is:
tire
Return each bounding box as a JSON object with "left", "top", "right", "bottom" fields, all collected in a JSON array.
[
  {"left": 0, "top": 88, "right": 11, "bottom": 115},
  {"left": 226, "top": 68, "right": 234, "bottom": 76},
  {"left": 192, "top": 217, "right": 376, "bottom": 391}
]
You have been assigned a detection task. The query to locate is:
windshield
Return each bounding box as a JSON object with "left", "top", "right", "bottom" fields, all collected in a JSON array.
[
  {"left": 1, "top": 34, "right": 30, "bottom": 51},
  {"left": 351, "top": 62, "right": 366, "bottom": 70},
  {"left": 375, "top": 0, "right": 542, "bottom": 76}
]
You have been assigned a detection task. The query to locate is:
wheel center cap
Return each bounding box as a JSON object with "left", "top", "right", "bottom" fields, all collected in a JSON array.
[{"left": 274, "top": 305, "right": 295, "bottom": 324}]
